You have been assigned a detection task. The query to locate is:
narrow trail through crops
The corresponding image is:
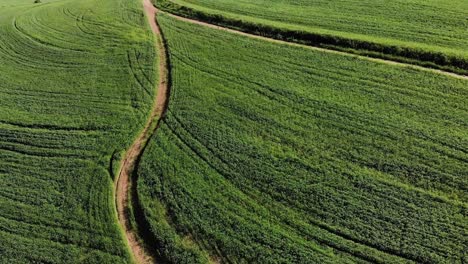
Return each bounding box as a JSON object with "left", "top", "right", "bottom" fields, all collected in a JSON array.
[
  {"left": 115, "top": 2, "right": 466, "bottom": 263},
  {"left": 115, "top": 0, "right": 169, "bottom": 263},
  {"left": 160, "top": 10, "right": 467, "bottom": 80}
]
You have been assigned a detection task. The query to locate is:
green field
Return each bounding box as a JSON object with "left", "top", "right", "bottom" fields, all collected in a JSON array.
[
  {"left": 0, "top": 0, "right": 156, "bottom": 262},
  {"left": 165, "top": 0, "right": 468, "bottom": 57},
  {"left": 136, "top": 14, "right": 468, "bottom": 263},
  {"left": 1, "top": 0, "right": 467, "bottom": 263},
  {"left": 156, "top": 0, "right": 468, "bottom": 73}
]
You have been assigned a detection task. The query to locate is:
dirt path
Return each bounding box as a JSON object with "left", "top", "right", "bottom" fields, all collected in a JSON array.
[
  {"left": 161, "top": 12, "right": 467, "bottom": 80},
  {"left": 115, "top": 0, "right": 169, "bottom": 263},
  {"left": 115, "top": 1, "right": 465, "bottom": 262}
]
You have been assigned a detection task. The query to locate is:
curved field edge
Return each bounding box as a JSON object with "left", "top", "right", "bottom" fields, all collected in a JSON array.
[
  {"left": 135, "top": 13, "right": 467, "bottom": 263},
  {"left": 114, "top": 0, "right": 172, "bottom": 263},
  {"left": 120, "top": 4, "right": 216, "bottom": 263},
  {"left": 153, "top": 0, "right": 468, "bottom": 75}
]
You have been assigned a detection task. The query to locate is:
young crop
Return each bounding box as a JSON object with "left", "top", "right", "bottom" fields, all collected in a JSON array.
[
  {"left": 136, "top": 14, "right": 468, "bottom": 263},
  {"left": 0, "top": 0, "right": 157, "bottom": 262},
  {"left": 154, "top": 0, "right": 468, "bottom": 74}
]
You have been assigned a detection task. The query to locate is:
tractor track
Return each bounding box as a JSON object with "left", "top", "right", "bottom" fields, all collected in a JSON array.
[
  {"left": 116, "top": 1, "right": 467, "bottom": 263},
  {"left": 115, "top": 0, "right": 169, "bottom": 263}
]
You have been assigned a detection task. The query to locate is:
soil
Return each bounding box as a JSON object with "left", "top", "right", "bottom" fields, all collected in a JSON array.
[{"left": 115, "top": 0, "right": 169, "bottom": 263}]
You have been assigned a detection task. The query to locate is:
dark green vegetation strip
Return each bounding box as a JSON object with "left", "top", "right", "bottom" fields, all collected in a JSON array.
[
  {"left": 137, "top": 14, "right": 468, "bottom": 263},
  {"left": 0, "top": 0, "right": 157, "bottom": 262},
  {"left": 154, "top": 0, "right": 468, "bottom": 75}
]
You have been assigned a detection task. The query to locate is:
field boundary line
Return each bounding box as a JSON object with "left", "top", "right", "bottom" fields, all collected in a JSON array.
[
  {"left": 115, "top": 0, "right": 170, "bottom": 263},
  {"left": 154, "top": 2, "right": 467, "bottom": 80}
]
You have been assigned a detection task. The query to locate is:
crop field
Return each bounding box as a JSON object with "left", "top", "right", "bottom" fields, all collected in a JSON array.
[
  {"left": 162, "top": 0, "right": 468, "bottom": 57},
  {"left": 0, "top": 0, "right": 157, "bottom": 262},
  {"left": 1, "top": 0, "right": 467, "bottom": 263},
  {"left": 136, "top": 14, "right": 468, "bottom": 263},
  {"left": 156, "top": 0, "right": 468, "bottom": 73}
]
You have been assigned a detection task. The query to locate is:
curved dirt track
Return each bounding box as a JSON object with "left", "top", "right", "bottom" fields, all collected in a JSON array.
[
  {"left": 115, "top": 0, "right": 169, "bottom": 263},
  {"left": 161, "top": 11, "right": 467, "bottom": 80},
  {"left": 115, "top": 1, "right": 466, "bottom": 263}
]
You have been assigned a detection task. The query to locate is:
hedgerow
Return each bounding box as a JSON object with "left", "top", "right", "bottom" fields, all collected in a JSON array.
[{"left": 154, "top": 0, "right": 468, "bottom": 75}]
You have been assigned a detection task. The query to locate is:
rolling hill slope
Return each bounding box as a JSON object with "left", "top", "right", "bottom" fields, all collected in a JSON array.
[
  {"left": 1, "top": 0, "right": 467, "bottom": 263},
  {"left": 0, "top": 0, "right": 157, "bottom": 262},
  {"left": 136, "top": 14, "right": 468, "bottom": 264}
]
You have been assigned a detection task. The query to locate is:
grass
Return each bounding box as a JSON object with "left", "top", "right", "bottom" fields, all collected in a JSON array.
[
  {"left": 137, "top": 14, "right": 468, "bottom": 263},
  {"left": 155, "top": 0, "right": 468, "bottom": 74},
  {"left": 0, "top": 0, "right": 157, "bottom": 262}
]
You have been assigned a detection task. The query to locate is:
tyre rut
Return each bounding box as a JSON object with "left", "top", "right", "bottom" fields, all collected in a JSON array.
[{"left": 115, "top": 0, "right": 169, "bottom": 263}]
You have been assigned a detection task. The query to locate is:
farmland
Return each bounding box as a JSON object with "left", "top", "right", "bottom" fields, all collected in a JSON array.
[
  {"left": 136, "top": 14, "right": 468, "bottom": 263},
  {"left": 1, "top": 0, "right": 467, "bottom": 263},
  {"left": 0, "top": 0, "right": 157, "bottom": 262},
  {"left": 155, "top": 0, "right": 468, "bottom": 73}
]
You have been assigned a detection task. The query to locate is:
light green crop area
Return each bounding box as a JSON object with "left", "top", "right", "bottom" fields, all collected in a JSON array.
[
  {"left": 137, "top": 14, "right": 468, "bottom": 263},
  {"left": 168, "top": 0, "right": 468, "bottom": 59},
  {"left": 0, "top": 0, "right": 156, "bottom": 262}
]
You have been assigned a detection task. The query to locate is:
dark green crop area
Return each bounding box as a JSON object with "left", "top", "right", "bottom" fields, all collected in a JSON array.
[
  {"left": 137, "top": 14, "right": 468, "bottom": 264},
  {"left": 0, "top": 0, "right": 156, "bottom": 262},
  {"left": 164, "top": 0, "right": 468, "bottom": 61}
]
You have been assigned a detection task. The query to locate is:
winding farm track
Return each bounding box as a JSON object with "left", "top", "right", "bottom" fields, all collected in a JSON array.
[
  {"left": 115, "top": 1, "right": 466, "bottom": 263},
  {"left": 115, "top": 0, "right": 168, "bottom": 263}
]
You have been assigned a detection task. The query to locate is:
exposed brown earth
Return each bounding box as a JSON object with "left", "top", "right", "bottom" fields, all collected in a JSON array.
[{"left": 115, "top": 0, "right": 169, "bottom": 263}]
